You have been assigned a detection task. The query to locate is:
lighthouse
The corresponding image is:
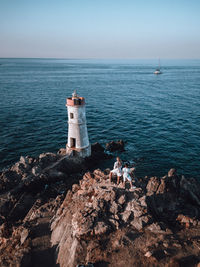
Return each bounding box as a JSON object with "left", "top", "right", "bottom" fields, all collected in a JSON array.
[{"left": 66, "top": 91, "right": 91, "bottom": 158}]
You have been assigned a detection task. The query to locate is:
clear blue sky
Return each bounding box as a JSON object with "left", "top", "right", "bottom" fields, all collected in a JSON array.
[{"left": 0, "top": 0, "right": 200, "bottom": 58}]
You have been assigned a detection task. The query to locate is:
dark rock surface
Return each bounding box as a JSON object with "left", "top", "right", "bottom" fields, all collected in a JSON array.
[
  {"left": 1, "top": 142, "right": 200, "bottom": 267},
  {"left": 105, "top": 140, "right": 125, "bottom": 152}
]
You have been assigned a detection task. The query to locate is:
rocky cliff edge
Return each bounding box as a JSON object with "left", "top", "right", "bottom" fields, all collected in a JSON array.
[
  {"left": 0, "top": 141, "right": 200, "bottom": 267},
  {"left": 51, "top": 168, "right": 200, "bottom": 267}
]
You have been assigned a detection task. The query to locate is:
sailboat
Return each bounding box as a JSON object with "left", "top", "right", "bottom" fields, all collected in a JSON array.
[{"left": 154, "top": 59, "right": 162, "bottom": 75}]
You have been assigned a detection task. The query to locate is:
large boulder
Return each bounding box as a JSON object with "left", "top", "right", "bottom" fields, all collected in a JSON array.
[
  {"left": 91, "top": 142, "right": 104, "bottom": 154},
  {"left": 105, "top": 140, "right": 125, "bottom": 152},
  {"left": 146, "top": 170, "right": 200, "bottom": 228},
  {"left": 146, "top": 176, "right": 160, "bottom": 196},
  {"left": 11, "top": 156, "right": 33, "bottom": 177},
  {"left": 57, "top": 148, "right": 66, "bottom": 156}
]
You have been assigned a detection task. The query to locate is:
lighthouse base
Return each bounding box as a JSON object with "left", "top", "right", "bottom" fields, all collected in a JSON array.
[{"left": 66, "top": 144, "right": 91, "bottom": 158}]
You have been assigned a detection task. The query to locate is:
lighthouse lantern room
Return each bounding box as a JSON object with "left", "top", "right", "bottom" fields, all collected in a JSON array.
[{"left": 66, "top": 91, "right": 91, "bottom": 158}]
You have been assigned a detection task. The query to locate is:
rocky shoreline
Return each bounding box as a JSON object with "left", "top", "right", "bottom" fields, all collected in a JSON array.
[{"left": 0, "top": 141, "right": 200, "bottom": 267}]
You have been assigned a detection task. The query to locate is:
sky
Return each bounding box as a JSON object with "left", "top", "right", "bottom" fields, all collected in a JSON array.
[{"left": 0, "top": 0, "right": 200, "bottom": 59}]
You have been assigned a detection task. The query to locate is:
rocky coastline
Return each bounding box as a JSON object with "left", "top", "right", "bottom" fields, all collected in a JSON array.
[{"left": 0, "top": 141, "right": 200, "bottom": 267}]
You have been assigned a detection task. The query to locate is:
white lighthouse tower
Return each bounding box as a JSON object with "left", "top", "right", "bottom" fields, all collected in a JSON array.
[{"left": 66, "top": 91, "right": 91, "bottom": 158}]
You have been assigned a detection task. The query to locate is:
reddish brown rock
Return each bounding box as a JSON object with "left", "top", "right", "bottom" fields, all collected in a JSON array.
[
  {"left": 1, "top": 143, "right": 200, "bottom": 267},
  {"left": 146, "top": 176, "right": 160, "bottom": 196},
  {"left": 51, "top": 167, "right": 200, "bottom": 266}
]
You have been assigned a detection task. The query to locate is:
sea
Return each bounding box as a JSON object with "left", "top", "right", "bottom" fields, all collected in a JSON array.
[{"left": 0, "top": 58, "right": 200, "bottom": 178}]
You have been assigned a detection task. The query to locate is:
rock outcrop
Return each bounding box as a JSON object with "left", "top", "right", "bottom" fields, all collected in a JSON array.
[
  {"left": 1, "top": 142, "right": 200, "bottom": 267},
  {"left": 0, "top": 143, "right": 109, "bottom": 267},
  {"left": 105, "top": 140, "right": 125, "bottom": 152},
  {"left": 51, "top": 169, "right": 200, "bottom": 267}
]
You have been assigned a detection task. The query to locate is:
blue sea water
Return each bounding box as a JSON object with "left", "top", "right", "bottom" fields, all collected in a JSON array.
[{"left": 0, "top": 58, "right": 200, "bottom": 178}]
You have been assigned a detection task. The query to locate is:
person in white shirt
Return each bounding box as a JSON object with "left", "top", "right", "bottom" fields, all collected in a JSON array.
[
  {"left": 109, "top": 157, "right": 122, "bottom": 185},
  {"left": 122, "top": 163, "right": 136, "bottom": 190}
]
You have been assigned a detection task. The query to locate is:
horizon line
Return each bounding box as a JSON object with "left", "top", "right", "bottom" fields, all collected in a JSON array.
[{"left": 0, "top": 57, "right": 200, "bottom": 60}]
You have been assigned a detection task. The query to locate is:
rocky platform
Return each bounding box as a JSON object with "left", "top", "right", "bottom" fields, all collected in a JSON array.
[
  {"left": 51, "top": 168, "right": 200, "bottom": 267},
  {"left": 0, "top": 141, "right": 200, "bottom": 267}
]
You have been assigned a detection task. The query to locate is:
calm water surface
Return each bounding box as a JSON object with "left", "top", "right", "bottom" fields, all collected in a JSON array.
[{"left": 0, "top": 58, "right": 200, "bottom": 178}]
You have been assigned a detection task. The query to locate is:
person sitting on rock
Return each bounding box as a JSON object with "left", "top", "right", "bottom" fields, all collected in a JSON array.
[
  {"left": 122, "top": 163, "right": 136, "bottom": 190},
  {"left": 109, "top": 157, "right": 122, "bottom": 185}
]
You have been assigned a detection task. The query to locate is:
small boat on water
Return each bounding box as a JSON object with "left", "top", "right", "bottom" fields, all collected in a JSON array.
[
  {"left": 154, "top": 59, "right": 162, "bottom": 75},
  {"left": 154, "top": 68, "right": 162, "bottom": 75}
]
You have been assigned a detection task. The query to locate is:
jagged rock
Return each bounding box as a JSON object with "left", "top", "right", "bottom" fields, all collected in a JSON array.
[
  {"left": 125, "top": 199, "right": 146, "bottom": 218},
  {"left": 57, "top": 148, "right": 66, "bottom": 155},
  {"left": 94, "top": 221, "right": 109, "bottom": 235},
  {"left": 51, "top": 167, "right": 159, "bottom": 265},
  {"left": 156, "top": 178, "right": 167, "bottom": 194},
  {"left": 145, "top": 251, "right": 153, "bottom": 258},
  {"left": 168, "top": 168, "right": 177, "bottom": 177},
  {"left": 146, "top": 176, "right": 160, "bottom": 196},
  {"left": 147, "top": 222, "right": 166, "bottom": 234},
  {"left": 176, "top": 214, "right": 196, "bottom": 228},
  {"left": 118, "top": 195, "right": 126, "bottom": 205},
  {"left": 122, "top": 210, "right": 132, "bottom": 223},
  {"left": 0, "top": 143, "right": 118, "bottom": 267},
  {"left": 110, "top": 201, "right": 119, "bottom": 214},
  {"left": 138, "top": 196, "right": 147, "bottom": 207},
  {"left": 72, "top": 184, "right": 80, "bottom": 193},
  {"left": 93, "top": 169, "right": 108, "bottom": 181},
  {"left": 32, "top": 165, "right": 42, "bottom": 176},
  {"left": 19, "top": 156, "right": 29, "bottom": 165},
  {"left": 1, "top": 145, "right": 200, "bottom": 267},
  {"left": 39, "top": 152, "right": 57, "bottom": 160},
  {"left": 105, "top": 140, "right": 125, "bottom": 152},
  {"left": 11, "top": 159, "right": 31, "bottom": 176},
  {"left": 109, "top": 217, "right": 120, "bottom": 229},
  {"left": 0, "top": 224, "right": 31, "bottom": 267},
  {"left": 20, "top": 228, "right": 29, "bottom": 245},
  {"left": 131, "top": 217, "right": 145, "bottom": 231}
]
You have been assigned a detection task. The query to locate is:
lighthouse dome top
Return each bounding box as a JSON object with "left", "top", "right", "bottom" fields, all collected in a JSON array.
[
  {"left": 66, "top": 90, "right": 85, "bottom": 106},
  {"left": 72, "top": 90, "right": 78, "bottom": 98}
]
